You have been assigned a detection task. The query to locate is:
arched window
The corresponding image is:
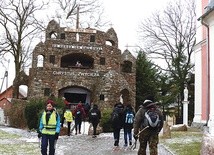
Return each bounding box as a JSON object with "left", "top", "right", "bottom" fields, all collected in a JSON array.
[
  {"left": 49, "top": 32, "right": 57, "bottom": 39},
  {"left": 37, "top": 55, "right": 44, "bottom": 67}
]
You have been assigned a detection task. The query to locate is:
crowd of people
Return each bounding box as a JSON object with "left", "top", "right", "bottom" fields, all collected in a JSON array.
[{"left": 37, "top": 96, "right": 163, "bottom": 155}]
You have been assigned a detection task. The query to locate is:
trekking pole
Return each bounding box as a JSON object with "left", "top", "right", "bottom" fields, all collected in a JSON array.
[{"left": 131, "top": 126, "right": 149, "bottom": 150}]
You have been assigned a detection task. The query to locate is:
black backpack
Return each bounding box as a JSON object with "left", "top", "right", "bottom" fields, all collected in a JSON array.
[
  {"left": 111, "top": 106, "right": 123, "bottom": 124},
  {"left": 90, "top": 109, "right": 98, "bottom": 120},
  {"left": 142, "top": 107, "right": 160, "bottom": 129}
]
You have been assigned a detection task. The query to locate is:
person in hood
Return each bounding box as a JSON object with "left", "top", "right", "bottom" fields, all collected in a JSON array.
[
  {"left": 73, "top": 101, "right": 86, "bottom": 135},
  {"left": 38, "top": 100, "right": 61, "bottom": 155},
  {"left": 88, "top": 104, "right": 101, "bottom": 138}
]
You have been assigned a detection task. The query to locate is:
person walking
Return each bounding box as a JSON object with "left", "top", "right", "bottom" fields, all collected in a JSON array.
[
  {"left": 111, "top": 102, "right": 124, "bottom": 147},
  {"left": 88, "top": 104, "right": 101, "bottom": 138},
  {"left": 73, "top": 102, "right": 86, "bottom": 135},
  {"left": 133, "top": 99, "right": 164, "bottom": 155},
  {"left": 64, "top": 106, "right": 73, "bottom": 136},
  {"left": 123, "top": 104, "right": 135, "bottom": 147},
  {"left": 38, "top": 100, "right": 61, "bottom": 155},
  {"left": 61, "top": 97, "right": 71, "bottom": 127}
]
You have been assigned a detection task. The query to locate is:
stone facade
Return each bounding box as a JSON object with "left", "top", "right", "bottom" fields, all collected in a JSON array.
[{"left": 28, "top": 20, "right": 136, "bottom": 108}]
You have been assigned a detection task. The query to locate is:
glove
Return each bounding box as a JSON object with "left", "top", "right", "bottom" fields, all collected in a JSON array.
[
  {"left": 133, "top": 135, "right": 138, "bottom": 141},
  {"left": 38, "top": 131, "right": 42, "bottom": 138},
  {"left": 55, "top": 133, "right": 59, "bottom": 140}
]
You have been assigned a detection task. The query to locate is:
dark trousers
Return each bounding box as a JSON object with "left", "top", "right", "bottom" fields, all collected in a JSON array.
[
  {"left": 124, "top": 128, "right": 132, "bottom": 145},
  {"left": 41, "top": 134, "right": 56, "bottom": 155},
  {"left": 67, "top": 122, "right": 71, "bottom": 135},
  {"left": 75, "top": 119, "right": 82, "bottom": 133},
  {"left": 92, "top": 122, "right": 98, "bottom": 135},
  {"left": 113, "top": 128, "right": 121, "bottom": 146}
]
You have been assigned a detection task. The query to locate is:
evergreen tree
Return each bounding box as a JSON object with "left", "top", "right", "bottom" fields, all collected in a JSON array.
[{"left": 136, "top": 51, "right": 160, "bottom": 109}]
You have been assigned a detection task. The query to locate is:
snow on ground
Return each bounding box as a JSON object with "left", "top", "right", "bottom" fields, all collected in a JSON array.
[{"left": 0, "top": 123, "right": 173, "bottom": 155}]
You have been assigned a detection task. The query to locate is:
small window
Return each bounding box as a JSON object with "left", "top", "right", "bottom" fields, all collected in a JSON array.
[
  {"left": 44, "top": 88, "right": 51, "bottom": 96},
  {"left": 122, "top": 61, "right": 132, "bottom": 73},
  {"left": 60, "top": 33, "right": 65, "bottom": 39},
  {"left": 50, "top": 32, "right": 57, "bottom": 39},
  {"left": 50, "top": 55, "right": 55, "bottom": 64},
  {"left": 90, "top": 35, "right": 95, "bottom": 42},
  {"left": 100, "top": 57, "right": 105, "bottom": 65},
  {"left": 100, "top": 94, "right": 104, "bottom": 101}
]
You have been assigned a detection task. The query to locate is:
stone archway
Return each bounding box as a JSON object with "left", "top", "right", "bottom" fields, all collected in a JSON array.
[{"left": 59, "top": 86, "right": 91, "bottom": 105}]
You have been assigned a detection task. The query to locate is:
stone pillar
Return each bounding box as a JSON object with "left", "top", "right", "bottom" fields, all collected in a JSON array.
[{"left": 182, "top": 101, "right": 189, "bottom": 126}]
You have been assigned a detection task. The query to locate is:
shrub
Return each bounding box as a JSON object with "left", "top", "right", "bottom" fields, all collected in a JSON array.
[
  {"left": 6, "top": 99, "right": 27, "bottom": 129},
  {"left": 24, "top": 98, "right": 45, "bottom": 130},
  {"left": 24, "top": 98, "right": 64, "bottom": 130},
  {"left": 100, "top": 108, "right": 113, "bottom": 132}
]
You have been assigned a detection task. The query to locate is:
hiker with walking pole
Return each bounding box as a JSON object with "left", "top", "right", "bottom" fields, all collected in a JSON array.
[
  {"left": 133, "top": 99, "right": 164, "bottom": 155},
  {"left": 37, "top": 100, "right": 61, "bottom": 155}
]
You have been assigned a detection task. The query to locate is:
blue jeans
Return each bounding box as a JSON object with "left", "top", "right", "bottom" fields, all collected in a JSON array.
[
  {"left": 124, "top": 128, "right": 132, "bottom": 145},
  {"left": 41, "top": 134, "right": 56, "bottom": 155}
]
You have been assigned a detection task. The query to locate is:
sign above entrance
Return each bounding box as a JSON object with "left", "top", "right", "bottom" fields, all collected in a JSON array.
[
  {"left": 52, "top": 44, "right": 102, "bottom": 51},
  {"left": 52, "top": 71, "right": 100, "bottom": 77},
  {"left": 64, "top": 28, "right": 96, "bottom": 33}
]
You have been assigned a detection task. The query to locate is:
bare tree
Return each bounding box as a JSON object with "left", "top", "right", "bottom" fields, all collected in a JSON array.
[
  {"left": 52, "top": 0, "right": 109, "bottom": 28},
  {"left": 138, "top": 0, "right": 196, "bottom": 122},
  {"left": 0, "top": 0, "right": 47, "bottom": 98}
]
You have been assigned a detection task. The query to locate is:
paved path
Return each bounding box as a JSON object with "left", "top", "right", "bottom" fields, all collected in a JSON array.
[
  {"left": 0, "top": 125, "right": 174, "bottom": 155},
  {"left": 55, "top": 133, "right": 174, "bottom": 155}
]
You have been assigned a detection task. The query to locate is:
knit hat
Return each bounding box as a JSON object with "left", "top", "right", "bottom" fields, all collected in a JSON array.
[
  {"left": 143, "top": 100, "right": 156, "bottom": 107},
  {"left": 46, "top": 99, "right": 55, "bottom": 106}
]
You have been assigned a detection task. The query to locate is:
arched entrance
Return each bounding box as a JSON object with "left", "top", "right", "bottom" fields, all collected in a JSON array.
[{"left": 59, "top": 86, "right": 91, "bottom": 105}]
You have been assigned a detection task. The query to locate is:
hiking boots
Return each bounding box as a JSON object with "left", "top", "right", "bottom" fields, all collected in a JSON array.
[{"left": 114, "top": 140, "right": 119, "bottom": 146}]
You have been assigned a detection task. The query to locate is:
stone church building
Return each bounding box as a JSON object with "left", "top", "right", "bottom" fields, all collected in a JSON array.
[{"left": 28, "top": 20, "right": 136, "bottom": 108}]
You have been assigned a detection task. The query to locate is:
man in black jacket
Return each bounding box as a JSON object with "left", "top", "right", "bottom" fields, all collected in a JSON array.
[{"left": 89, "top": 104, "right": 101, "bottom": 138}]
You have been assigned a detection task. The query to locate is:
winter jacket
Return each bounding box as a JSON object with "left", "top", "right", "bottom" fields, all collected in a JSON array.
[
  {"left": 133, "top": 105, "right": 163, "bottom": 136},
  {"left": 39, "top": 110, "right": 61, "bottom": 135},
  {"left": 64, "top": 109, "right": 73, "bottom": 122},
  {"left": 111, "top": 104, "right": 124, "bottom": 129},
  {"left": 73, "top": 103, "right": 86, "bottom": 121},
  {"left": 123, "top": 107, "right": 135, "bottom": 129},
  {"left": 89, "top": 105, "right": 101, "bottom": 124}
]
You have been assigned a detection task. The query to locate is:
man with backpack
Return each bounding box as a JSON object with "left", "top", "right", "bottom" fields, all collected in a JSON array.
[
  {"left": 123, "top": 104, "right": 135, "bottom": 147},
  {"left": 88, "top": 104, "right": 101, "bottom": 138},
  {"left": 133, "top": 99, "right": 164, "bottom": 155},
  {"left": 111, "top": 102, "right": 124, "bottom": 147}
]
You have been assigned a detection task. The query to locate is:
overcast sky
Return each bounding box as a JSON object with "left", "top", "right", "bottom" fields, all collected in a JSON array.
[
  {"left": 102, "top": 0, "right": 172, "bottom": 52},
  {"left": 0, "top": 0, "right": 172, "bottom": 93}
]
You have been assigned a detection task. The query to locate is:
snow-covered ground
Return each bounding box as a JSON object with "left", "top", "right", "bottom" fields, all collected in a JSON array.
[{"left": 0, "top": 123, "right": 173, "bottom": 155}]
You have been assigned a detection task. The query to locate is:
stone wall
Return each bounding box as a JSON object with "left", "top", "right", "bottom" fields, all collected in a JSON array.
[{"left": 27, "top": 20, "right": 136, "bottom": 108}]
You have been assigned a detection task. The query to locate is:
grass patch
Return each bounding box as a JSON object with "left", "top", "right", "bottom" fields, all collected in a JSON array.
[
  {"left": 0, "top": 130, "right": 40, "bottom": 154},
  {"left": 160, "top": 129, "right": 203, "bottom": 155},
  {"left": 0, "top": 130, "right": 20, "bottom": 139}
]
